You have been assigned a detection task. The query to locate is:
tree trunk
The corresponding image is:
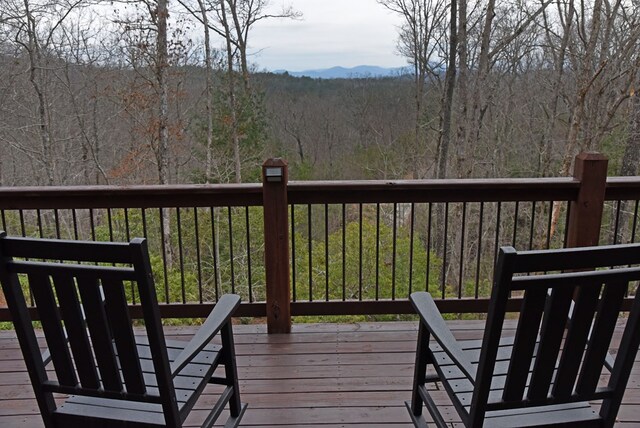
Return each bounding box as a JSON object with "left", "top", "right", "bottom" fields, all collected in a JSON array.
[
  {"left": 455, "top": 0, "right": 468, "bottom": 178},
  {"left": 220, "top": 0, "right": 242, "bottom": 183},
  {"left": 24, "top": 0, "right": 55, "bottom": 186},
  {"left": 464, "top": 0, "right": 494, "bottom": 172},
  {"left": 156, "top": 0, "right": 173, "bottom": 266},
  {"left": 436, "top": 0, "right": 457, "bottom": 180},
  {"left": 197, "top": 0, "right": 215, "bottom": 183},
  {"left": 226, "top": 0, "right": 251, "bottom": 93},
  {"left": 157, "top": 0, "right": 170, "bottom": 185}
]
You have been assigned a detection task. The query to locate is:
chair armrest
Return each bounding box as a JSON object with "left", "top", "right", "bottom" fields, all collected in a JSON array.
[
  {"left": 171, "top": 294, "right": 241, "bottom": 376},
  {"left": 410, "top": 292, "right": 477, "bottom": 382}
]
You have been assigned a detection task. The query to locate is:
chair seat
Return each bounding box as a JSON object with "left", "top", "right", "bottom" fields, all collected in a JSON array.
[
  {"left": 53, "top": 338, "right": 222, "bottom": 427},
  {"left": 481, "top": 402, "right": 600, "bottom": 427},
  {"left": 429, "top": 336, "right": 604, "bottom": 427}
]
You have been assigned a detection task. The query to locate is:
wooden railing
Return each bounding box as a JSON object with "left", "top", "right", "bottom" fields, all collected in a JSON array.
[{"left": 1, "top": 152, "right": 639, "bottom": 333}]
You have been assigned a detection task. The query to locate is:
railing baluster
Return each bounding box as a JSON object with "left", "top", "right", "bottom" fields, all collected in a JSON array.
[
  {"left": 475, "top": 202, "right": 484, "bottom": 299},
  {"left": 141, "top": 208, "right": 148, "bottom": 239},
  {"left": 245, "top": 206, "right": 253, "bottom": 303},
  {"left": 546, "top": 200, "right": 553, "bottom": 249},
  {"left": 228, "top": 206, "right": 235, "bottom": 294},
  {"left": 107, "top": 208, "right": 114, "bottom": 241},
  {"left": 19, "top": 209, "right": 26, "bottom": 237},
  {"left": 632, "top": 200, "right": 639, "bottom": 243},
  {"left": 308, "top": 203, "right": 313, "bottom": 301},
  {"left": 376, "top": 203, "right": 380, "bottom": 300},
  {"left": 324, "top": 204, "right": 329, "bottom": 302},
  {"left": 563, "top": 201, "right": 571, "bottom": 248},
  {"left": 492, "top": 202, "right": 502, "bottom": 281},
  {"left": 159, "top": 208, "right": 170, "bottom": 303},
  {"left": 426, "top": 203, "right": 432, "bottom": 293},
  {"left": 528, "top": 201, "right": 535, "bottom": 250},
  {"left": 1, "top": 210, "right": 6, "bottom": 232},
  {"left": 177, "top": 208, "right": 186, "bottom": 303},
  {"left": 124, "top": 208, "right": 131, "bottom": 241},
  {"left": 442, "top": 202, "right": 449, "bottom": 300},
  {"left": 459, "top": 203, "right": 466, "bottom": 299},
  {"left": 613, "top": 200, "right": 622, "bottom": 244},
  {"left": 512, "top": 201, "right": 519, "bottom": 247},
  {"left": 210, "top": 207, "right": 220, "bottom": 302},
  {"left": 54, "top": 209, "right": 61, "bottom": 239},
  {"left": 89, "top": 208, "right": 96, "bottom": 241},
  {"left": 36, "top": 209, "right": 43, "bottom": 237},
  {"left": 291, "top": 204, "right": 296, "bottom": 302},
  {"left": 194, "top": 208, "right": 203, "bottom": 303},
  {"left": 124, "top": 208, "right": 136, "bottom": 305},
  {"left": 391, "top": 203, "right": 397, "bottom": 300},
  {"left": 72, "top": 209, "right": 79, "bottom": 240},
  {"left": 342, "top": 203, "right": 346, "bottom": 301},
  {"left": 409, "top": 203, "right": 415, "bottom": 296},
  {"left": 359, "top": 203, "right": 363, "bottom": 301}
]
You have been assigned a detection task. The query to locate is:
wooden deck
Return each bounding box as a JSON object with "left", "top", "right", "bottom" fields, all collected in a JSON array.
[{"left": 1, "top": 320, "right": 639, "bottom": 427}]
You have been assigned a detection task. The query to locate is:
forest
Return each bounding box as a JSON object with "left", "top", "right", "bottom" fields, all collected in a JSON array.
[
  {"left": 1, "top": 1, "right": 639, "bottom": 313},
  {"left": 0, "top": 0, "right": 639, "bottom": 187}
]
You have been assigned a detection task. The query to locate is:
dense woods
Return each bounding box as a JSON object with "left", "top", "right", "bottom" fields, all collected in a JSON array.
[{"left": 0, "top": 0, "right": 639, "bottom": 187}]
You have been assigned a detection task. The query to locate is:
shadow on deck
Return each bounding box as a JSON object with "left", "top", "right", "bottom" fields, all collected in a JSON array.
[{"left": 1, "top": 321, "right": 639, "bottom": 427}]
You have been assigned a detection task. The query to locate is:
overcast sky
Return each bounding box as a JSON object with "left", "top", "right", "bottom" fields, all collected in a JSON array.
[{"left": 248, "top": 0, "right": 406, "bottom": 71}]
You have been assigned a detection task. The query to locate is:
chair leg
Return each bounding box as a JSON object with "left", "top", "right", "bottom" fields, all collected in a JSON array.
[
  {"left": 407, "top": 323, "right": 450, "bottom": 427},
  {"left": 221, "top": 321, "right": 244, "bottom": 418},
  {"left": 405, "top": 401, "right": 430, "bottom": 428},
  {"left": 410, "top": 323, "right": 431, "bottom": 416},
  {"left": 223, "top": 403, "right": 248, "bottom": 428}
]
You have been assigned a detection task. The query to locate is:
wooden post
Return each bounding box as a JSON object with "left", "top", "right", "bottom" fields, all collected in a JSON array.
[
  {"left": 262, "top": 158, "right": 291, "bottom": 333},
  {"left": 566, "top": 152, "right": 608, "bottom": 248}
]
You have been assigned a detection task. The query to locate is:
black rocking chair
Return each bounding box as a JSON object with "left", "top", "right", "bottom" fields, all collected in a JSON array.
[
  {"left": 407, "top": 244, "right": 640, "bottom": 427},
  {"left": 0, "top": 232, "right": 247, "bottom": 428}
]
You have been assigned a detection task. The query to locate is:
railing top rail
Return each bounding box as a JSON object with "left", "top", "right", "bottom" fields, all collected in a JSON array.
[
  {"left": 1, "top": 175, "right": 639, "bottom": 211},
  {"left": 288, "top": 177, "right": 581, "bottom": 204},
  {"left": 0, "top": 184, "right": 264, "bottom": 209},
  {"left": 605, "top": 176, "right": 640, "bottom": 200}
]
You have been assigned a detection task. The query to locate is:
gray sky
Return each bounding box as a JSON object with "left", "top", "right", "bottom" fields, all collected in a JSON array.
[{"left": 249, "top": 0, "right": 406, "bottom": 71}]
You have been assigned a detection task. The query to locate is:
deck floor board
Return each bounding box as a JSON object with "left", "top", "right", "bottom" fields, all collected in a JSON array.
[{"left": 0, "top": 320, "right": 638, "bottom": 427}]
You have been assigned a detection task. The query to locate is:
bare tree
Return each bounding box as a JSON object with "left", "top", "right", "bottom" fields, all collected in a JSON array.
[
  {"left": 3, "top": 0, "right": 87, "bottom": 185},
  {"left": 176, "top": 0, "right": 299, "bottom": 183},
  {"left": 436, "top": 0, "right": 457, "bottom": 180},
  {"left": 378, "top": 0, "right": 448, "bottom": 178}
]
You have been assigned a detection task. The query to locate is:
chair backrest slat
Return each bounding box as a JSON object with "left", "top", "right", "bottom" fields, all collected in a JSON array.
[
  {"left": 576, "top": 280, "right": 627, "bottom": 396},
  {"left": 551, "top": 284, "right": 601, "bottom": 398},
  {"left": 526, "top": 287, "right": 574, "bottom": 400},
  {"left": 102, "top": 278, "right": 145, "bottom": 395},
  {"left": 28, "top": 272, "right": 78, "bottom": 387},
  {"left": 502, "top": 287, "right": 546, "bottom": 401},
  {"left": 76, "top": 275, "right": 123, "bottom": 392},
  {"left": 52, "top": 273, "right": 100, "bottom": 389}
]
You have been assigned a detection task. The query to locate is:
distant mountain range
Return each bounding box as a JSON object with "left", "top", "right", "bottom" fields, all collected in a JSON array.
[{"left": 273, "top": 65, "right": 410, "bottom": 79}]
